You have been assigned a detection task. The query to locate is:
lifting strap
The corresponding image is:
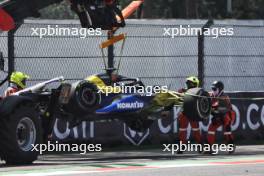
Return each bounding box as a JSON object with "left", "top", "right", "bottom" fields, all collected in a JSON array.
[{"left": 99, "top": 33, "right": 126, "bottom": 71}]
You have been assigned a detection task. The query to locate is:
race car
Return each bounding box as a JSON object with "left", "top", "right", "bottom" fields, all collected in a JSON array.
[{"left": 12, "top": 72, "right": 211, "bottom": 131}]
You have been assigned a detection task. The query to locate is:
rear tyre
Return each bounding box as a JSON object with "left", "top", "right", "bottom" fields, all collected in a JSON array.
[
  {"left": 66, "top": 81, "right": 101, "bottom": 113},
  {"left": 183, "top": 88, "right": 211, "bottom": 121},
  {"left": 0, "top": 104, "right": 42, "bottom": 165}
]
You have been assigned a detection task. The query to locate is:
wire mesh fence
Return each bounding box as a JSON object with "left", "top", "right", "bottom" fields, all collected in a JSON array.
[
  {"left": 0, "top": 20, "right": 263, "bottom": 93},
  {"left": 203, "top": 24, "right": 264, "bottom": 91}
]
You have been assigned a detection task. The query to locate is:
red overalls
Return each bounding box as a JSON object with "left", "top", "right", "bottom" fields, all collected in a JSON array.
[
  {"left": 178, "top": 88, "right": 202, "bottom": 144},
  {"left": 207, "top": 92, "right": 236, "bottom": 145}
]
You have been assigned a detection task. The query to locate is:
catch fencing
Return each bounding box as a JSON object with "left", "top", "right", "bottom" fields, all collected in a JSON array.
[{"left": 0, "top": 19, "right": 263, "bottom": 92}]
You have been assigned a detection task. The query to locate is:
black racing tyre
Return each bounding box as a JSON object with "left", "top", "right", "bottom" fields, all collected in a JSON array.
[
  {"left": 65, "top": 80, "right": 101, "bottom": 114},
  {"left": 0, "top": 104, "right": 42, "bottom": 165},
  {"left": 125, "top": 117, "right": 154, "bottom": 132},
  {"left": 183, "top": 88, "right": 211, "bottom": 121}
]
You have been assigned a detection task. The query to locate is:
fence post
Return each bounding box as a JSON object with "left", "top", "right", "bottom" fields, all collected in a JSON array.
[
  {"left": 198, "top": 19, "right": 213, "bottom": 88},
  {"left": 7, "top": 25, "right": 20, "bottom": 85},
  {"left": 107, "top": 31, "right": 115, "bottom": 69}
]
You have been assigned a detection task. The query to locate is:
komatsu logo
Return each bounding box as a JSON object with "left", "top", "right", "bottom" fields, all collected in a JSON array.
[{"left": 117, "top": 101, "right": 144, "bottom": 109}]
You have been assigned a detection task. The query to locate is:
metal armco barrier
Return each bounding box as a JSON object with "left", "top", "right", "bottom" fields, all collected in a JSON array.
[{"left": 51, "top": 91, "right": 264, "bottom": 146}]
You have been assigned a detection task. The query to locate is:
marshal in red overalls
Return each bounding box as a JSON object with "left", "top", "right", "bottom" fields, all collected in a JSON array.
[{"left": 207, "top": 81, "right": 236, "bottom": 147}]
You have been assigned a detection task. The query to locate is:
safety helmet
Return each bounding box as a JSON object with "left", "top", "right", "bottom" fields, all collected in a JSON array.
[
  {"left": 10, "top": 71, "right": 30, "bottom": 89},
  {"left": 186, "top": 76, "right": 199, "bottom": 89},
  {"left": 211, "top": 81, "right": 224, "bottom": 91}
]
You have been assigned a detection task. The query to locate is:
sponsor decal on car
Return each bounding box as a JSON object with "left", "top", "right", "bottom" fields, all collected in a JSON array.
[{"left": 117, "top": 101, "right": 144, "bottom": 109}]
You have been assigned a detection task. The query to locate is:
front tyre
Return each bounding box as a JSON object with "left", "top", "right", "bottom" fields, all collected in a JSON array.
[{"left": 0, "top": 104, "right": 42, "bottom": 165}]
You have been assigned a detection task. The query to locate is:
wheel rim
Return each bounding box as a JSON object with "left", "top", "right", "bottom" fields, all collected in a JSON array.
[
  {"left": 197, "top": 97, "right": 211, "bottom": 119},
  {"left": 200, "top": 97, "right": 210, "bottom": 113},
  {"left": 16, "top": 117, "right": 36, "bottom": 152},
  {"left": 80, "top": 87, "right": 96, "bottom": 106}
]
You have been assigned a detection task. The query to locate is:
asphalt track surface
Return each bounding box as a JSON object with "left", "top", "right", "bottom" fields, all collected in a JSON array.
[{"left": 0, "top": 145, "right": 263, "bottom": 176}]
